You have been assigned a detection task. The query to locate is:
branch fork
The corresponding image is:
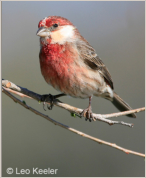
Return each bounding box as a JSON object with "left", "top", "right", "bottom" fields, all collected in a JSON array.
[{"left": 2, "top": 79, "right": 145, "bottom": 158}]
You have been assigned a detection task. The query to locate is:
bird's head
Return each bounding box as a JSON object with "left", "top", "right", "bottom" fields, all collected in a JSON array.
[{"left": 37, "top": 16, "right": 77, "bottom": 45}]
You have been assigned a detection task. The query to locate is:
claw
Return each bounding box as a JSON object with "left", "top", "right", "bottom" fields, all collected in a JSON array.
[
  {"left": 41, "top": 94, "right": 54, "bottom": 110},
  {"left": 47, "top": 102, "right": 54, "bottom": 110},
  {"left": 43, "top": 101, "right": 47, "bottom": 111},
  {"left": 80, "top": 106, "right": 94, "bottom": 122},
  {"left": 41, "top": 93, "right": 66, "bottom": 111},
  {"left": 80, "top": 96, "right": 95, "bottom": 122}
]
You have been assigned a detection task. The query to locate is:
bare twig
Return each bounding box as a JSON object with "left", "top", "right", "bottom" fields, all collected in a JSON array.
[
  {"left": 102, "top": 107, "right": 145, "bottom": 119},
  {"left": 2, "top": 87, "right": 145, "bottom": 158},
  {"left": 2, "top": 79, "right": 145, "bottom": 127}
]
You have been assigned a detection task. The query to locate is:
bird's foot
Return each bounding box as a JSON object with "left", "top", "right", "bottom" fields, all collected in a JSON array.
[
  {"left": 41, "top": 93, "right": 66, "bottom": 111},
  {"left": 41, "top": 94, "right": 55, "bottom": 110},
  {"left": 80, "top": 105, "right": 94, "bottom": 122}
]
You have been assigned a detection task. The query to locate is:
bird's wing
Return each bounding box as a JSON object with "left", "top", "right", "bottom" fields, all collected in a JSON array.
[{"left": 76, "top": 38, "right": 114, "bottom": 89}]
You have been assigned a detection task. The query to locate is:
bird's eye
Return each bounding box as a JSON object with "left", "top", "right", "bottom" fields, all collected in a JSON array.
[{"left": 53, "top": 24, "right": 58, "bottom": 28}]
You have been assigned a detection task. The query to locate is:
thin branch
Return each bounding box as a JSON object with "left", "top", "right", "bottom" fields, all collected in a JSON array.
[
  {"left": 2, "top": 85, "right": 135, "bottom": 127},
  {"left": 2, "top": 79, "right": 145, "bottom": 127},
  {"left": 2, "top": 87, "right": 145, "bottom": 158},
  {"left": 102, "top": 107, "right": 145, "bottom": 119}
]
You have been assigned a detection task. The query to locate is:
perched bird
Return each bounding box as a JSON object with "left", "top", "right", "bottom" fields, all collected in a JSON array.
[{"left": 36, "top": 16, "right": 136, "bottom": 121}]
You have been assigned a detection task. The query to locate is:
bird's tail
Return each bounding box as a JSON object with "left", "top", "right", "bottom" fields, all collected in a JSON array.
[{"left": 112, "top": 92, "right": 136, "bottom": 118}]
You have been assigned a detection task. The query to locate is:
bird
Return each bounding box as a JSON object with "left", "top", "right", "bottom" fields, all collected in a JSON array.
[{"left": 36, "top": 16, "right": 136, "bottom": 121}]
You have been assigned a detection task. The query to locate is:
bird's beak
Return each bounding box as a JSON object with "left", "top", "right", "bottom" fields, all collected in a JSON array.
[{"left": 36, "top": 27, "right": 50, "bottom": 37}]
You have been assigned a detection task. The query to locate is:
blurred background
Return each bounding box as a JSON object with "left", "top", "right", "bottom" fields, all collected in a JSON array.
[{"left": 2, "top": 1, "right": 145, "bottom": 177}]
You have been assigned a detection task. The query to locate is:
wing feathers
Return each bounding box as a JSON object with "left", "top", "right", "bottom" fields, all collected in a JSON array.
[{"left": 76, "top": 38, "right": 114, "bottom": 89}]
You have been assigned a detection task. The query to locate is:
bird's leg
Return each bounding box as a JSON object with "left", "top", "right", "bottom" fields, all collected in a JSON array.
[
  {"left": 80, "top": 96, "right": 94, "bottom": 122},
  {"left": 41, "top": 93, "right": 66, "bottom": 110}
]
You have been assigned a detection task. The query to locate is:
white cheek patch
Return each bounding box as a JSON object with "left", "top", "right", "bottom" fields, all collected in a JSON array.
[
  {"left": 51, "top": 25, "right": 76, "bottom": 44},
  {"left": 59, "top": 25, "right": 75, "bottom": 38}
]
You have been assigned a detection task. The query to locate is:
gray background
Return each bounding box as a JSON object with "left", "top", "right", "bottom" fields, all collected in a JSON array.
[{"left": 2, "top": 1, "right": 145, "bottom": 177}]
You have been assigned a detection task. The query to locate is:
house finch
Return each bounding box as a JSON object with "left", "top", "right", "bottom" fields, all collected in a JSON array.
[{"left": 36, "top": 16, "right": 136, "bottom": 121}]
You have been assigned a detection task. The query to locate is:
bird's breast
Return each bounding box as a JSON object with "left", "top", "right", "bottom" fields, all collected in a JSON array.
[
  {"left": 39, "top": 43, "right": 80, "bottom": 91},
  {"left": 39, "top": 43, "right": 110, "bottom": 98}
]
